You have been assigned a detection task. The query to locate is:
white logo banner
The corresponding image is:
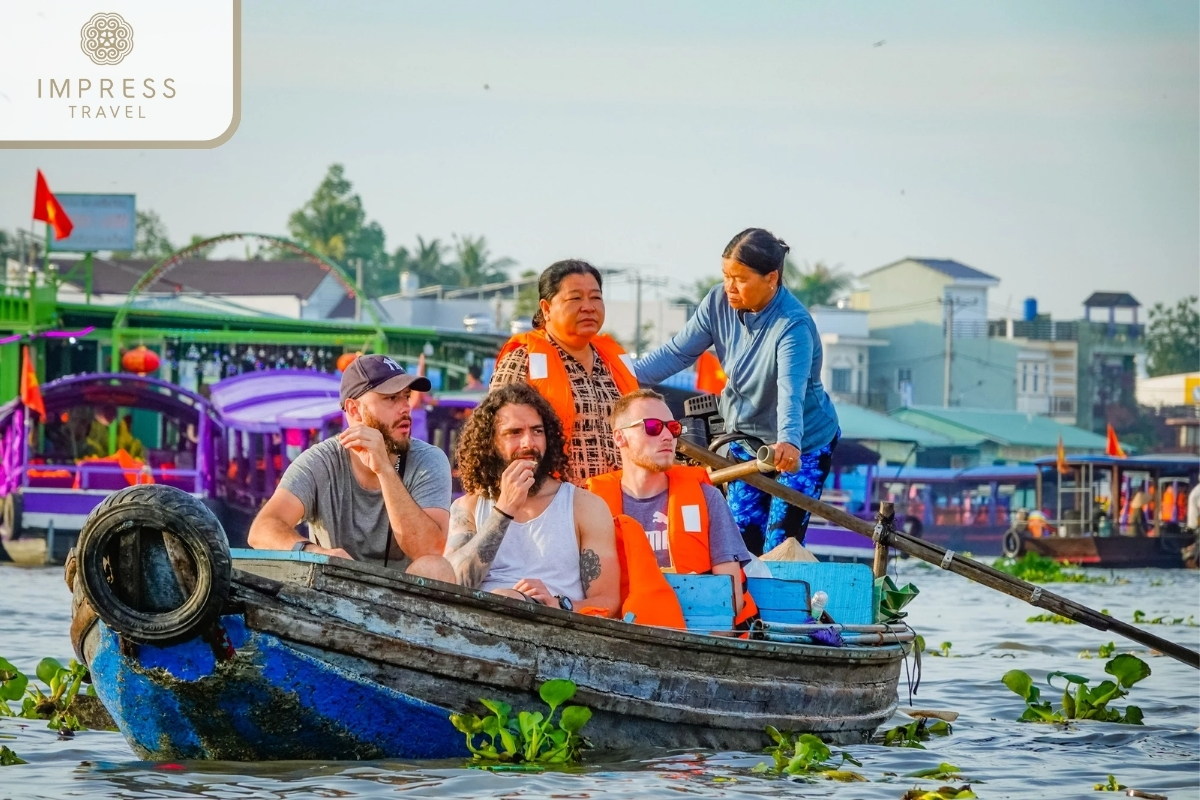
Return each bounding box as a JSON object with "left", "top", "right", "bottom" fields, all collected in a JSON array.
[{"left": 0, "top": 1, "right": 240, "bottom": 148}]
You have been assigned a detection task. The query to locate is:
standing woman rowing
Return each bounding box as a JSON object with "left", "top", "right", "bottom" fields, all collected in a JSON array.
[
  {"left": 491, "top": 260, "right": 639, "bottom": 485},
  {"left": 635, "top": 228, "right": 840, "bottom": 554}
]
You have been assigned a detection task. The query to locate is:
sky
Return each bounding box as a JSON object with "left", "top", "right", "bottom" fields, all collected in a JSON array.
[{"left": 1, "top": 0, "right": 1197, "bottom": 317}]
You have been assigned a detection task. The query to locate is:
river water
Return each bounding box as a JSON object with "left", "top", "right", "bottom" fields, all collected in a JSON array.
[{"left": 1, "top": 560, "right": 1197, "bottom": 800}]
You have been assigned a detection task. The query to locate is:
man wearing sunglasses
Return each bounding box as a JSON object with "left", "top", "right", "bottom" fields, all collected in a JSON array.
[{"left": 586, "top": 389, "right": 756, "bottom": 625}]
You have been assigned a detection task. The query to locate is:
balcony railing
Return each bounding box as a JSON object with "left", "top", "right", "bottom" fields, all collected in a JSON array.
[{"left": 988, "top": 318, "right": 1143, "bottom": 343}]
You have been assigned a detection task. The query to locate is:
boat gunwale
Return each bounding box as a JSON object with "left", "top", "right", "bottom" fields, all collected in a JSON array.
[{"left": 231, "top": 554, "right": 909, "bottom": 665}]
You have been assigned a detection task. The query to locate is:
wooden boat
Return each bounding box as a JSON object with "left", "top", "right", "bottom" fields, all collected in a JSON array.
[
  {"left": 1003, "top": 454, "right": 1198, "bottom": 569},
  {"left": 67, "top": 485, "right": 909, "bottom": 761}
]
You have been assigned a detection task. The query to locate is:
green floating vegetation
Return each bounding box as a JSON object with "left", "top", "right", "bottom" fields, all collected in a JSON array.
[
  {"left": 1002, "top": 654, "right": 1151, "bottom": 725},
  {"left": 1027, "top": 612, "right": 1077, "bottom": 624},
  {"left": 993, "top": 553, "right": 1106, "bottom": 584},
  {"left": 879, "top": 717, "right": 952, "bottom": 749},
  {"left": 901, "top": 786, "right": 976, "bottom": 800},
  {"left": 0, "top": 746, "right": 26, "bottom": 766},
  {"left": 1132, "top": 610, "right": 1198, "bottom": 627},
  {"left": 752, "top": 728, "right": 865, "bottom": 782},
  {"left": 1, "top": 656, "right": 99, "bottom": 766},
  {"left": 1093, "top": 774, "right": 1127, "bottom": 791},
  {"left": 450, "top": 679, "right": 592, "bottom": 765}
]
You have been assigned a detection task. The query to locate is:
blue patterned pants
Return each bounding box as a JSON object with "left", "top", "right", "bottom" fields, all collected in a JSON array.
[{"left": 726, "top": 431, "right": 839, "bottom": 555}]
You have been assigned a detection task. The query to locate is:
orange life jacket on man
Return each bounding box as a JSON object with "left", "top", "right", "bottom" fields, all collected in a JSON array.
[
  {"left": 612, "top": 515, "right": 687, "bottom": 629},
  {"left": 587, "top": 466, "right": 759, "bottom": 627},
  {"left": 495, "top": 329, "right": 639, "bottom": 437}
]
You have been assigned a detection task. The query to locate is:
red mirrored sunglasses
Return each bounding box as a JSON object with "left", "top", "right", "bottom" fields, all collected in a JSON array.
[{"left": 618, "top": 418, "right": 682, "bottom": 438}]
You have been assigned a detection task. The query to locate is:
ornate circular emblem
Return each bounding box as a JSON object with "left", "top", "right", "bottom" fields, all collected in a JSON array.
[{"left": 80, "top": 12, "right": 134, "bottom": 66}]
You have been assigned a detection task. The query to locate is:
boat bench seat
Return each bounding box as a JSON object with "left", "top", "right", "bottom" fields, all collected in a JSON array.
[
  {"left": 763, "top": 562, "right": 875, "bottom": 625},
  {"left": 663, "top": 573, "right": 735, "bottom": 631}
]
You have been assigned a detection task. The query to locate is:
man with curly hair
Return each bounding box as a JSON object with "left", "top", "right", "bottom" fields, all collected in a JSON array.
[{"left": 446, "top": 383, "right": 620, "bottom": 615}]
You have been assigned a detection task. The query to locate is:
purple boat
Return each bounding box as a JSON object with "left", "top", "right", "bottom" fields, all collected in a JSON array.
[
  {"left": 207, "top": 369, "right": 344, "bottom": 530},
  {"left": 0, "top": 374, "right": 222, "bottom": 562}
]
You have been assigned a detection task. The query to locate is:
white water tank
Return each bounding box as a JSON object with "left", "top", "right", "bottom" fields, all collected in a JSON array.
[{"left": 399, "top": 271, "right": 419, "bottom": 297}]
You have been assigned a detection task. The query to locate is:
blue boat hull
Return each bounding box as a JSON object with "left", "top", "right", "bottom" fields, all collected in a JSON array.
[{"left": 88, "top": 614, "right": 467, "bottom": 761}]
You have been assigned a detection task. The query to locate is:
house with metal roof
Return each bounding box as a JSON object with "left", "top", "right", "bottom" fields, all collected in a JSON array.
[{"left": 889, "top": 405, "right": 1116, "bottom": 466}]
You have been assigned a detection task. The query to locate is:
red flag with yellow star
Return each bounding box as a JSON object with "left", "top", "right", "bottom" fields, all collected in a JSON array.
[
  {"left": 32, "top": 170, "right": 74, "bottom": 240},
  {"left": 20, "top": 346, "right": 45, "bottom": 421}
]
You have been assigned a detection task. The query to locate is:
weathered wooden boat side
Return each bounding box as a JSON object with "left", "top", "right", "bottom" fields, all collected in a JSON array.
[
  {"left": 69, "top": 481, "right": 909, "bottom": 761},
  {"left": 72, "top": 548, "right": 906, "bottom": 760},
  {"left": 1017, "top": 532, "right": 1192, "bottom": 570}
]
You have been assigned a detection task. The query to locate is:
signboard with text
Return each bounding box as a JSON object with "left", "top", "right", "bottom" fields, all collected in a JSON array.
[{"left": 49, "top": 193, "right": 136, "bottom": 252}]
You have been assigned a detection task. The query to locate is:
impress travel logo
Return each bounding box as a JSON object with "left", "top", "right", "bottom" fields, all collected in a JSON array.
[{"left": 0, "top": 1, "right": 241, "bottom": 148}]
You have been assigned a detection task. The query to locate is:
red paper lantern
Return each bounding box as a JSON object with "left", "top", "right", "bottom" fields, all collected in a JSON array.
[
  {"left": 336, "top": 352, "right": 359, "bottom": 372},
  {"left": 121, "top": 345, "right": 160, "bottom": 375}
]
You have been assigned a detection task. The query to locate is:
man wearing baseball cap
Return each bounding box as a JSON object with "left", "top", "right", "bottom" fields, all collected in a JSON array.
[{"left": 249, "top": 355, "right": 456, "bottom": 581}]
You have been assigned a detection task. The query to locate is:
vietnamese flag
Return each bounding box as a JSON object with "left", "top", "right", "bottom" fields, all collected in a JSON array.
[
  {"left": 1105, "top": 424, "right": 1127, "bottom": 458},
  {"left": 20, "top": 346, "right": 45, "bottom": 421},
  {"left": 32, "top": 170, "right": 73, "bottom": 240},
  {"left": 695, "top": 350, "right": 727, "bottom": 395},
  {"left": 1056, "top": 434, "right": 1068, "bottom": 476}
]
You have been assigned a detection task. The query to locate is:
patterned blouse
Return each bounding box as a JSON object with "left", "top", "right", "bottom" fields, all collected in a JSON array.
[{"left": 490, "top": 338, "right": 623, "bottom": 486}]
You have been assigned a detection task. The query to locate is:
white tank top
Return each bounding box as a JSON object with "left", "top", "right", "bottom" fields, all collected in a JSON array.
[{"left": 474, "top": 482, "right": 584, "bottom": 601}]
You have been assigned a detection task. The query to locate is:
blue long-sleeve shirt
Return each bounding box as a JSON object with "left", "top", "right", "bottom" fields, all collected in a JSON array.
[{"left": 635, "top": 285, "right": 839, "bottom": 452}]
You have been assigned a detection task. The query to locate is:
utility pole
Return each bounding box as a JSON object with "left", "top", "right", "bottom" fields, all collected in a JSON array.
[
  {"left": 354, "top": 258, "right": 363, "bottom": 323},
  {"left": 633, "top": 271, "right": 643, "bottom": 358},
  {"left": 943, "top": 296, "right": 953, "bottom": 407}
]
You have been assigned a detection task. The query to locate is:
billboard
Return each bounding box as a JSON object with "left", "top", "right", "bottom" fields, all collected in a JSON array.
[{"left": 49, "top": 193, "right": 136, "bottom": 252}]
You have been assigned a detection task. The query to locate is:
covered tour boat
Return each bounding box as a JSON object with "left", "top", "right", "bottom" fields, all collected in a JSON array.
[
  {"left": 0, "top": 374, "right": 222, "bottom": 563},
  {"left": 1004, "top": 454, "right": 1198, "bottom": 569}
]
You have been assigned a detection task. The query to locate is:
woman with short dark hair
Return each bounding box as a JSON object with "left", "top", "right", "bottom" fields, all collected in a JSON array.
[
  {"left": 490, "top": 260, "right": 639, "bottom": 485},
  {"left": 635, "top": 228, "right": 840, "bottom": 554}
]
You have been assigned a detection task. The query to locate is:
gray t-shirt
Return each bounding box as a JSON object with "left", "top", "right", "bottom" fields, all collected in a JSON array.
[
  {"left": 621, "top": 484, "right": 751, "bottom": 570},
  {"left": 279, "top": 437, "right": 451, "bottom": 566}
]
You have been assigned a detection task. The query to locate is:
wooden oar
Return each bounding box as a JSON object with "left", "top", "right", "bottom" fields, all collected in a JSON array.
[{"left": 678, "top": 439, "right": 1200, "bottom": 670}]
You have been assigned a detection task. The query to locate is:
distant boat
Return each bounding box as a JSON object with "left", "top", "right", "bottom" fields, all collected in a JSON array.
[{"left": 1003, "top": 454, "right": 1198, "bottom": 570}]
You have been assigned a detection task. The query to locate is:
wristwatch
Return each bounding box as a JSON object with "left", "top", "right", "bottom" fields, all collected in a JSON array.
[
  {"left": 555, "top": 595, "right": 574, "bottom": 612},
  {"left": 291, "top": 540, "right": 311, "bottom": 553}
]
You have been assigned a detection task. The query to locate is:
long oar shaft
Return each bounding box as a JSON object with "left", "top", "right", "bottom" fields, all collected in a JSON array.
[{"left": 678, "top": 440, "right": 1200, "bottom": 669}]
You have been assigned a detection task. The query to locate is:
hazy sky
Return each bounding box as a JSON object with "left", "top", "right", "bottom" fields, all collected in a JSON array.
[{"left": 2, "top": 0, "right": 1197, "bottom": 317}]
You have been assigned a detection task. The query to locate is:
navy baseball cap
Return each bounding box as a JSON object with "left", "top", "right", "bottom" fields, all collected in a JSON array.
[{"left": 339, "top": 355, "right": 432, "bottom": 407}]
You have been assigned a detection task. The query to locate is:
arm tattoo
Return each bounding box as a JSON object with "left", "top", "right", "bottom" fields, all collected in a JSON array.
[
  {"left": 579, "top": 548, "right": 601, "bottom": 596},
  {"left": 446, "top": 506, "right": 512, "bottom": 588},
  {"left": 445, "top": 504, "right": 476, "bottom": 553}
]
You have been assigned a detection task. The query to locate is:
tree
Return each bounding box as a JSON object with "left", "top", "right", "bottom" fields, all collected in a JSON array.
[
  {"left": 1145, "top": 296, "right": 1199, "bottom": 377},
  {"left": 452, "top": 234, "right": 515, "bottom": 287},
  {"left": 186, "top": 234, "right": 216, "bottom": 260},
  {"left": 673, "top": 276, "right": 721, "bottom": 307},
  {"left": 286, "top": 164, "right": 391, "bottom": 297},
  {"left": 784, "top": 259, "right": 852, "bottom": 308},
  {"left": 514, "top": 269, "right": 540, "bottom": 319},
  {"left": 394, "top": 236, "right": 457, "bottom": 291},
  {"left": 112, "top": 210, "right": 175, "bottom": 260}
]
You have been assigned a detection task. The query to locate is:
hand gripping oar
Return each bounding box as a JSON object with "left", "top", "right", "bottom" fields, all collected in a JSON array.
[{"left": 679, "top": 439, "right": 1200, "bottom": 670}]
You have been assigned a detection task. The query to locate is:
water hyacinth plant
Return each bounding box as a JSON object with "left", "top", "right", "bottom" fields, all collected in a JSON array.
[
  {"left": 450, "top": 679, "right": 592, "bottom": 765},
  {"left": 992, "top": 553, "right": 1105, "bottom": 584},
  {"left": 752, "top": 728, "right": 865, "bottom": 782},
  {"left": 0, "top": 657, "right": 90, "bottom": 732},
  {"left": 1002, "top": 654, "right": 1151, "bottom": 724},
  {"left": 879, "top": 717, "right": 952, "bottom": 748}
]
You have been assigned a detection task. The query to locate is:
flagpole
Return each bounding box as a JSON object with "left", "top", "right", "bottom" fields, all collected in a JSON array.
[{"left": 42, "top": 222, "right": 51, "bottom": 272}]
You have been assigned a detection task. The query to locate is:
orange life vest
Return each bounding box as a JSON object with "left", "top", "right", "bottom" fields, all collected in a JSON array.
[
  {"left": 587, "top": 466, "right": 759, "bottom": 626},
  {"left": 495, "top": 330, "right": 639, "bottom": 438},
  {"left": 612, "top": 515, "right": 687, "bottom": 629}
]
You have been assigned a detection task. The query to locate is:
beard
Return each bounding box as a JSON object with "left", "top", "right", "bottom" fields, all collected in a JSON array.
[
  {"left": 627, "top": 450, "right": 673, "bottom": 474},
  {"left": 361, "top": 408, "right": 410, "bottom": 457},
  {"left": 506, "top": 447, "right": 554, "bottom": 496}
]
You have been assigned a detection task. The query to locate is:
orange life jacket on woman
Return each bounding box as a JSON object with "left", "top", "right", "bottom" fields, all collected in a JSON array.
[
  {"left": 495, "top": 329, "right": 639, "bottom": 437},
  {"left": 587, "top": 466, "right": 759, "bottom": 627}
]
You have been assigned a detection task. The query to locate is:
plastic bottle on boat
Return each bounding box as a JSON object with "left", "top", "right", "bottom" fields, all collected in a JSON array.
[{"left": 811, "top": 590, "right": 828, "bottom": 622}]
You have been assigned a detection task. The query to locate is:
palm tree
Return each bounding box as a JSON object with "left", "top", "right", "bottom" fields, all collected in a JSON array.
[
  {"left": 784, "top": 259, "right": 852, "bottom": 308},
  {"left": 394, "top": 236, "right": 457, "bottom": 289},
  {"left": 452, "top": 234, "right": 516, "bottom": 287},
  {"left": 673, "top": 276, "right": 721, "bottom": 307}
]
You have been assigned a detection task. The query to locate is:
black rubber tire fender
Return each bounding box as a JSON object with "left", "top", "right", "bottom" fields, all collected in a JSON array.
[
  {"left": 1002, "top": 529, "right": 1022, "bottom": 558},
  {"left": 77, "top": 484, "right": 231, "bottom": 646}
]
